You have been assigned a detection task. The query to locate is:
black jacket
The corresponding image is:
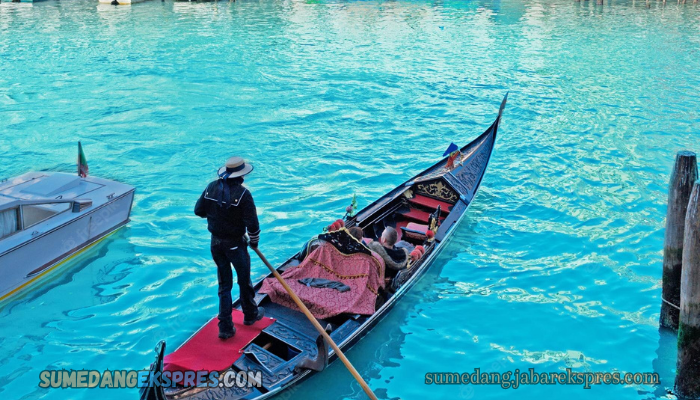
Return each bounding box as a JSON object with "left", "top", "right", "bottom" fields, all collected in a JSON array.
[
  {"left": 367, "top": 241, "right": 409, "bottom": 271},
  {"left": 194, "top": 179, "right": 260, "bottom": 244}
]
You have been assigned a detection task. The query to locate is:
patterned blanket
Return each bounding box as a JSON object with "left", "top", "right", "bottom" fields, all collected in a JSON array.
[{"left": 260, "top": 234, "right": 385, "bottom": 319}]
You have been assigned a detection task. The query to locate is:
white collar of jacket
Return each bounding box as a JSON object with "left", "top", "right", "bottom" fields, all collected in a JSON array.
[{"left": 204, "top": 184, "right": 248, "bottom": 207}]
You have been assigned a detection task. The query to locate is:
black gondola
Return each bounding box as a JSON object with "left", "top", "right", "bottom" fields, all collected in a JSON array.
[{"left": 140, "top": 93, "right": 507, "bottom": 400}]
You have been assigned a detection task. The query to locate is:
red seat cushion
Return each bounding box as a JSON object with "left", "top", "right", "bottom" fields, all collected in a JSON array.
[
  {"left": 401, "top": 222, "right": 430, "bottom": 241},
  {"left": 408, "top": 195, "right": 453, "bottom": 214},
  {"left": 164, "top": 310, "right": 275, "bottom": 384},
  {"left": 406, "top": 222, "right": 428, "bottom": 234},
  {"left": 402, "top": 208, "right": 445, "bottom": 224},
  {"left": 400, "top": 209, "right": 430, "bottom": 223}
]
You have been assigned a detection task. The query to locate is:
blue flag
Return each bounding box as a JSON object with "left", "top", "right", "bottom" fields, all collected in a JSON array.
[{"left": 442, "top": 142, "right": 459, "bottom": 157}]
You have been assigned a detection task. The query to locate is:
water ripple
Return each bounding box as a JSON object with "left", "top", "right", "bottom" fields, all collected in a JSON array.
[{"left": 2, "top": 0, "right": 700, "bottom": 399}]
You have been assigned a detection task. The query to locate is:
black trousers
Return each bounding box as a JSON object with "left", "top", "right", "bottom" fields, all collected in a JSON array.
[{"left": 210, "top": 236, "right": 257, "bottom": 333}]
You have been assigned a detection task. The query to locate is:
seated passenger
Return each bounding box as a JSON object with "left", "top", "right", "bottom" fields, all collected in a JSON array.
[
  {"left": 367, "top": 227, "right": 409, "bottom": 277},
  {"left": 298, "top": 236, "right": 322, "bottom": 262},
  {"left": 348, "top": 226, "right": 364, "bottom": 242},
  {"left": 298, "top": 225, "right": 362, "bottom": 262},
  {"left": 394, "top": 239, "right": 415, "bottom": 253}
]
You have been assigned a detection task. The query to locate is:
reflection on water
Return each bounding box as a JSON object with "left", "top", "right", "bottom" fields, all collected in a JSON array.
[
  {"left": 652, "top": 328, "right": 678, "bottom": 399},
  {"left": 0, "top": 229, "right": 134, "bottom": 313},
  {"left": 1, "top": 0, "right": 700, "bottom": 399},
  {"left": 0, "top": 229, "right": 141, "bottom": 399}
]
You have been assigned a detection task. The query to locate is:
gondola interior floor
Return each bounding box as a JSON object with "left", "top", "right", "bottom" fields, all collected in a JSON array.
[
  {"left": 163, "top": 310, "right": 275, "bottom": 382},
  {"left": 261, "top": 301, "right": 329, "bottom": 339}
]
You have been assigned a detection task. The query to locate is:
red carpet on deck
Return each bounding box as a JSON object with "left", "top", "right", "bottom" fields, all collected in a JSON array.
[{"left": 163, "top": 310, "right": 275, "bottom": 379}]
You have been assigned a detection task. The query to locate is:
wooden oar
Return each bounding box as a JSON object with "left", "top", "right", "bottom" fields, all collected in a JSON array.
[{"left": 251, "top": 246, "right": 379, "bottom": 400}]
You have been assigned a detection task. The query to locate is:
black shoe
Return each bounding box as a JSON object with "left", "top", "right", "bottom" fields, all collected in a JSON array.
[
  {"left": 218, "top": 327, "right": 236, "bottom": 340},
  {"left": 244, "top": 307, "right": 265, "bottom": 326}
]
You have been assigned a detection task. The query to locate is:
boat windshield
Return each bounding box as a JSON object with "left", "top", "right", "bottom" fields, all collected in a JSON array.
[
  {"left": 21, "top": 202, "right": 71, "bottom": 230},
  {"left": 0, "top": 208, "right": 19, "bottom": 240}
]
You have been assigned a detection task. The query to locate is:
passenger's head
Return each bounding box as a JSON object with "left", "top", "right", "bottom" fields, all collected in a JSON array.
[
  {"left": 381, "top": 227, "right": 398, "bottom": 247},
  {"left": 348, "top": 227, "right": 364, "bottom": 242}
]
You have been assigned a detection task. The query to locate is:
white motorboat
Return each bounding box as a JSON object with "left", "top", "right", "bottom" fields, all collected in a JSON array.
[{"left": 0, "top": 171, "right": 134, "bottom": 302}]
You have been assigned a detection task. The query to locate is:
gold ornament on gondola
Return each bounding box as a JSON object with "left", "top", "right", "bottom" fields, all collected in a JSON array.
[{"left": 415, "top": 180, "right": 458, "bottom": 203}]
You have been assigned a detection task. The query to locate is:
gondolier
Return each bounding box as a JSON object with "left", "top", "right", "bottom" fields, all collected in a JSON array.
[{"left": 194, "top": 156, "right": 264, "bottom": 340}]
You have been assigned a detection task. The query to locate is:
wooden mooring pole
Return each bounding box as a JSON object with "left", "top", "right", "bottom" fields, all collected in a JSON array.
[
  {"left": 661, "top": 151, "right": 698, "bottom": 330},
  {"left": 675, "top": 181, "right": 700, "bottom": 399}
]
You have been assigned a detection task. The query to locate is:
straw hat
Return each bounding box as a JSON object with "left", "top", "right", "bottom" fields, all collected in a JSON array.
[{"left": 217, "top": 157, "right": 254, "bottom": 178}]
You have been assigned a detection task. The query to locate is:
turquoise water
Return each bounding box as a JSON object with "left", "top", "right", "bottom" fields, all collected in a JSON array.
[{"left": 1, "top": 0, "right": 700, "bottom": 399}]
